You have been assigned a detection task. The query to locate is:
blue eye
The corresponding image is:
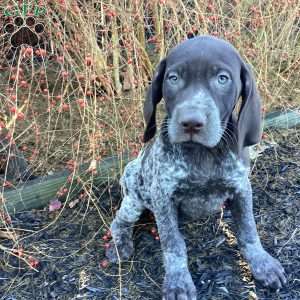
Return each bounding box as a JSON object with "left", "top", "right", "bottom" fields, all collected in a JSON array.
[
  {"left": 168, "top": 74, "right": 178, "bottom": 82},
  {"left": 218, "top": 74, "right": 229, "bottom": 84}
]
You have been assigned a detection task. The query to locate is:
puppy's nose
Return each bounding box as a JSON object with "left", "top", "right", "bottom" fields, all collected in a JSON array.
[{"left": 181, "top": 118, "right": 204, "bottom": 134}]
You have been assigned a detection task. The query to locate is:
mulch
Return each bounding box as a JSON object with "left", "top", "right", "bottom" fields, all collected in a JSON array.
[{"left": 0, "top": 128, "right": 299, "bottom": 300}]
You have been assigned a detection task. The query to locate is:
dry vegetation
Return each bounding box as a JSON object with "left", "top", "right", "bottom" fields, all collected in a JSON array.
[{"left": 0, "top": 0, "right": 299, "bottom": 299}]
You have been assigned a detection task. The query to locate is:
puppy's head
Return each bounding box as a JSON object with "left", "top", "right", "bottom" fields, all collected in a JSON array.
[{"left": 143, "top": 35, "right": 262, "bottom": 153}]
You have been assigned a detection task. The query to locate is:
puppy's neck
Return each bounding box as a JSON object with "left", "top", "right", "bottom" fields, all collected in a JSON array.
[{"left": 159, "top": 117, "right": 231, "bottom": 165}]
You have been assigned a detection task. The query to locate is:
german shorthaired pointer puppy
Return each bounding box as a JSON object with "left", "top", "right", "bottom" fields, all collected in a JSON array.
[{"left": 106, "top": 35, "right": 286, "bottom": 299}]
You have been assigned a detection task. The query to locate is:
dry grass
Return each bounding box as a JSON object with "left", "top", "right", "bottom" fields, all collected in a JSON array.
[{"left": 0, "top": 0, "right": 299, "bottom": 297}]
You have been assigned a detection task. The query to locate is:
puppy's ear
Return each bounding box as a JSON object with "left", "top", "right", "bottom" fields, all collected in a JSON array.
[
  {"left": 143, "top": 59, "right": 166, "bottom": 143},
  {"left": 237, "top": 62, "right": 262, "bottom": 154}
]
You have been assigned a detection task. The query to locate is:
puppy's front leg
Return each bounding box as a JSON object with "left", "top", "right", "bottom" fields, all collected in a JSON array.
[
  {"left": 230, "top": 179, "right": 286, "bottom": 289},
  {"left": 153, "top": 203, "right": 197, "bottom": 300}
]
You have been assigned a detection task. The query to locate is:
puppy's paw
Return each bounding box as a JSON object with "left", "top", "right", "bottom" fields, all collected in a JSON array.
[
  {"left": 162, "top": 269, "right": 197, "bottom": 300},
  {"left": 249, "top": 251, "right": 286, "bottom": 290},
  {"left": 105, "top": 239, "right": 134, "bottom": 263}
]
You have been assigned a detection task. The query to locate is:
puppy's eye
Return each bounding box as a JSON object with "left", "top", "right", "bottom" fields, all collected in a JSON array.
[
  {"left": 218, "top": 74, "right": 229, "bottom": 84},
  {"left": 168, "top": 74, "right": 178, "bottom": 83}
]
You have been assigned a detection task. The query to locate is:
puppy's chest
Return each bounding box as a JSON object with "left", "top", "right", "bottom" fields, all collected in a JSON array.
[
  {"left": 174, "top": 174, "right": 230, "bottom": 218},
  {"left": 162, "top": 156, "right": 245, "bottom": 218}
]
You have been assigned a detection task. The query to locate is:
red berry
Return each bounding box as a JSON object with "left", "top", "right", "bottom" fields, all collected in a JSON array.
[
  {"left": 150, "top": 227, "right": 157, "bottom": 235},
  {"left": 104, "top": 243, "right": 110, "bottom": 250},
  {"left": 76, "top": 98, "right": 85, "bottom": 104},
  {"left": 85, "top": 56, "right": 92, "bottom": 66},
  {"left": 102, "top": 235, "right": 109, "bottom": 241},
  {"left": 10, "top": 106, "right": 17, "bottom": 113},
  {"left": 57, "top": 56, "right": 64, "bottom": 63},
  {"left": 13, "top": 247, "right": 24, "bottom": 257},
  {"left": 28, "top": 256, "right": 39, "bottom": 268},
  {"left": 100, "top": 259, "right": 109, "bottom": 268},
  {"left": 24, "top": 47, "right": 33, "bottom": 56},
  {"left": 35, "top": 48, "right": 47, "bottom": 57},
  {"left": 17, "top": 112, "right": 25, "bottom": 120},
  {"left": 72, "top": 4, "right": 80, "bottom": 14},
  {"left": 62, "top": 103, "right": 69, "bottom": 112},
  {"left": 20, "top": 81, "right": 28, "bottom": 88},
  {"left": 61, "top": 71, "right": 69, "bottom": 78},
  {"left": 77, "top": 74, "right": 85, "bottom": 81}
]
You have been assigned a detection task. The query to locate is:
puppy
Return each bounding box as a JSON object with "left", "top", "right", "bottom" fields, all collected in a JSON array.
[{"left": 106, "top": 35, "right": 286, "bottom": 300}]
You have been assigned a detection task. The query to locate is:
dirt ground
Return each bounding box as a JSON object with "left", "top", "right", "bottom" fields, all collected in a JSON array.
[{"left": 0, "top": 128, "right": 299, "bottom": 300}]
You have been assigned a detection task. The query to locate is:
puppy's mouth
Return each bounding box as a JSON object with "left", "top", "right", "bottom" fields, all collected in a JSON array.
[
  {"left": 181, "top": 140, "right": 199, "bottom": 147},
  {"left": 170, "top": 129, "right": 221, "bottom": 148},
  {"left": 176, "top": 134, "right": 204, "bottom": 146}
]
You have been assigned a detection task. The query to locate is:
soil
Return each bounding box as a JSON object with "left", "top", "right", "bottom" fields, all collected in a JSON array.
[{"left": 0, "top": 128, "right": 299, "bottom": 300}]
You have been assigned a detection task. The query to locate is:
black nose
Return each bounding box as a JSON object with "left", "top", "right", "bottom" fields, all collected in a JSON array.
[{"left": 181, "top": 119, "right": 203, "bottom": 134}]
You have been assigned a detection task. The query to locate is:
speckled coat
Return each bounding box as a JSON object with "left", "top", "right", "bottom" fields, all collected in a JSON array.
[{"left": 121, "top": 132, "right": 248, "bottom": 221}]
